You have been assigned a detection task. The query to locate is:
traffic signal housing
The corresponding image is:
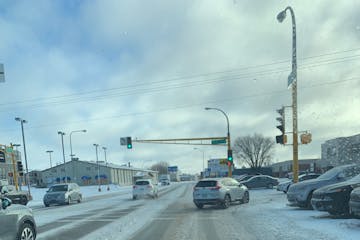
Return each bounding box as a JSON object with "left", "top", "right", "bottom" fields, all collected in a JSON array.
[
  {"left": 17, "top": 161, "right": 23, "bottom": 172},
  {"left": 227, "top": 149, "right": 233, "bottom": 166},
  {"left": 276, "top": 107, "right": 287, "bottom": 144},
  {"left": 126, "top": 137, "right": 132, "bottom": 149}
]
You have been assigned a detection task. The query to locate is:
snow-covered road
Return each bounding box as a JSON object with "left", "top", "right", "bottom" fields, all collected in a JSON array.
[{"left": 31, "top": 182, "right": 359, "bottom": 240}]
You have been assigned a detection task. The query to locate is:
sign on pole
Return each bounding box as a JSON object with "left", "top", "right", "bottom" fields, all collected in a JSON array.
[{"left": 211, "top": 139, "right": 226, "bottom": 145}]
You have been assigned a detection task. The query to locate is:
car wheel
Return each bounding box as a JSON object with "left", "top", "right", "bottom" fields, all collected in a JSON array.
[
  {"left": 305, "top": 191, "right": 314, "bottom": 209},
  {"left": 77, "top": 195, "right": 82, "bottom": 203},
  {"left": 20, "top": 195, "right": 28, "bottom": 205},
  {"left": 195, "top": 202, "right": 204, "bottom": 209},
  {"left": 132, "top": 195, "right": 137, "bottom": 200},
  {"left": 267, "top": 183, "right": 273, "bottom": 189},
  {"left": 222, "top": 194, "right": 231, "bottom": 209},
  {"left": 241, "top": 191, "right": 250, "bottom": 204},
  {"left": 44, "top": 203, "right": 49, "bottom": 207},
  {"left": 17, "top": 222, "right": 36, "bottom": 240}
]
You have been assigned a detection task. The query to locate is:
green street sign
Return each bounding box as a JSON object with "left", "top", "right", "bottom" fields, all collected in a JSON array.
[
  {"left": 6, "top": 147, "right": 13, "bottom": 153},
  {"left": 211, "top": 139, "right": 226, "bottom": 145}
]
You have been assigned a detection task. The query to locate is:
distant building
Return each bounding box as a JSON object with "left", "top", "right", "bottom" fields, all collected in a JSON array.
[
  {"left": 37, "top": 160, "right": 158, "bottom": 187},
  {"left": 321, "top": 133, "right": 360, "bottom": 166},
  {"left": 207, "top": 158, "right": 233, "bottom": 178},
  {"left": 271, "top": 158, "right": 330, "bottom": 177}
]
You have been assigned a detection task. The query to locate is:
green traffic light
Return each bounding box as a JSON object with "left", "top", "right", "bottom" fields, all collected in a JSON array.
[{"left": 127, "top": 144, "right": 132, "bottom": 149}]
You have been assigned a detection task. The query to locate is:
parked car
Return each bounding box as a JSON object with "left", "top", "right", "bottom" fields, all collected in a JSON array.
[
  {"left": 193, "top": 178, "right": 249, "bottom": 209},
  {"left": 277, "top": 173, "right": 320, "bottom": 193},
  {"left": 0, "top": 197, "right": 37, "bottom": 240},
  {"left": 132, "top": 179, "right": 158, "bottom": 199},
  {"left": 311, "top": 173, "right": 360, "bottom": 215},
  {"left": 43, "top": 183, "right": 82, "bottom": 207},
  {"left": 287, "top": 164, "right": 360, "bottom": 209},
  {"left": 349, "top": 187, "right": 360, "bottom": 218},
  {"left": 239, "top": 175, "right": 279, "bottom": 189}
]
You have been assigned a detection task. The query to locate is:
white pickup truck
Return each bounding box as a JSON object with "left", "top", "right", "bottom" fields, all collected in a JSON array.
[{"left": 0, "top": 179, "right": 31, "bottom": 205}]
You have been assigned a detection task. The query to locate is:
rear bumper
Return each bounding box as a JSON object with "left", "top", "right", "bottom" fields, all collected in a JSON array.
[{"left": 193, "top": 198, "right": 223, "bottom": 205}]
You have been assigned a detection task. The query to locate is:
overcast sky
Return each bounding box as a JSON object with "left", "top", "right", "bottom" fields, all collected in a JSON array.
[{"left": 0, "top": 0, "right": 359, "bottom": 174}]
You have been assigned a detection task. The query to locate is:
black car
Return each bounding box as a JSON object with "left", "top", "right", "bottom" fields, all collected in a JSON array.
[
  {"left": 349, "top": 187, "right": 360, "bottom": 218},
  {"left": 311, "top": 173, "right": 360, "bottom": 215},
  {"left": 239, "top": 175, "right": 279, "bottom": 189}
]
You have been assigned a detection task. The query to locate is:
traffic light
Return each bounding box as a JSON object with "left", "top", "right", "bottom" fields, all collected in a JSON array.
[
  {"left": 126, "top": 137, "right": 132, "bottom": 149},
  {"left": 0, "top": 150, "right": 5, "bottom": 163},
  {"left": 17, "top": 161, "right": 23, "bottom": 172},
  {"left": 227, "top": 149, "right": 233, "bottom": 166},
  {"left": 276, "top": 107, "right": 287, "bottom": 144}
]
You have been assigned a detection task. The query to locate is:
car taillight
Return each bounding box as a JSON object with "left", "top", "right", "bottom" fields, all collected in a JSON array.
[
  {"left": 147, "top": 185, "right": 153, "bottom": 189},
  {"left": 210, "top": 184, "right": 221, "bottom": 190}
]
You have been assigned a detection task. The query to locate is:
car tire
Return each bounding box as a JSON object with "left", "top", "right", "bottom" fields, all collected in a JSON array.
[
  {"left": 20, "top": 195, "right": 28, "bottom": 205},
  {"left": 241, "top": 191, "right": 250, "bottom": 204},
  {"left": 77, "top": 195, "right": 82, "bottom": 203},
  {"left": 44, "top": 203, "right": 49, "bottom": 207},
  {"left": 17, "top": 222, "right": 36, "bottom": 240},
  {"left": 267, "top": 183, "right": 273, "bottom": 189},
  {"left": 132, "top": 195, "right": 137, "bottom": 200},
  {"left": 195, "top": 202, "right": 204, "bottom": 209},
  {"left": 305, "top": 191, "right": 314, "bottom": 209},
  {"left": 222, "top": 194, "right": 231, "bottom": 209}
]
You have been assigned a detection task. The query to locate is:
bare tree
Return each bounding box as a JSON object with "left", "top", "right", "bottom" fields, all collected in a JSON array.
[
  {"left": 150, "top": 161, "right": 169, "bottom": 175},
  {"left": 233, "top": 134, "right": 275, "bottom": 169}
]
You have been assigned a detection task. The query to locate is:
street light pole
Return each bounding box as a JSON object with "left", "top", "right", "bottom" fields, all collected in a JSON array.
[
  {"left": 15, "top": 117, "right": 31, "bottom": 197},
  {"left": 57, "top": 131, "right": 67, "bottom": 183},
  {"left": 277, "top": 6, "right": 299, "bottom": 183},
  {"left": 194, "top": 148, "right": 205, "bottom": 178},
  {"left": 70, "top": 129, "right": 87, "bottom": 161},
  {"left": 205, "top": 107, "right": 232, "bottom": 177},
  {"left": 94, "top": 144, "right": 101, "bottom": 192},
  {"left": 102, "top": 146, "right": 110, "bottom": 191},
  {"left": 46, "top": 150, "right": 53, "bottom": 168}
]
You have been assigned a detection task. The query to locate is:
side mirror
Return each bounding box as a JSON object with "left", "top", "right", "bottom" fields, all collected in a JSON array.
[{"left": 1, "top": 197, "right": 12, "bottom": 210}]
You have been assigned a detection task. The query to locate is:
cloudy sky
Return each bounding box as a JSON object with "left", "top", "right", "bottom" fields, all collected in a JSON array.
[{"left": 0, "top": 0, "right": 359, "bottom": 174}]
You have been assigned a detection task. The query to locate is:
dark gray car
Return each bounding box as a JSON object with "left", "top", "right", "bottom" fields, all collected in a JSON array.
[
  {"left": 239, "top": 175, "right": 279, "bottom": 189},
  {"left": 0, "top": 197, "right": 36, "bottom": 240}
]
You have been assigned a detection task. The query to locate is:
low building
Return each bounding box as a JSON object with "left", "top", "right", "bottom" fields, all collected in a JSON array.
[
  {"left": 271, "top": 158, "right": 330, "bottom": 177},
  {"left": 39, "top": 159, "right": 158, "bottom": 187}
]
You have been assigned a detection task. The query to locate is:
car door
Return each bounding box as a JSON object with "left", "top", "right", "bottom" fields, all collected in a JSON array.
[
  {"left": 230, "top": 179, "right": 243, "bottom": 200},
  {"left": 221, "top": 179, "right": 235, "bottom": 200},
  {"left": 0, "top": 199, "right": 16, "bottom": 239}
]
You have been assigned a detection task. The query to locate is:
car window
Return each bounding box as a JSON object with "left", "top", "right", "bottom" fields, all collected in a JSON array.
[
  {"left": 343, "top": 167, "right": 360, "bottom": 179},
  {"left": 195, "top": 181, "right": 217, "bottom": 187}
]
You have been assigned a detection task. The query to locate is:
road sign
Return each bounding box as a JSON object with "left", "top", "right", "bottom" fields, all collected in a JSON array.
[
  {"left": 287, "top": 70, "right": 296, "bottom": 88},
  {"left": 211, "top": 139, "right": 226, "bottom": 145},
  {"left": 168, "top": 166, "right": 178, "bottom": 172},
  {"left": 6, "top": 147, "right": 13, "bottom": 153},
  {"left": 120, "top": 137, "right": 126, "bottom": 145}
]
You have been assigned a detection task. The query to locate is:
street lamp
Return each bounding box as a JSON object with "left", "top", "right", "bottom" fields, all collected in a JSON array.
[
  {"left": 15, "top": 117, "right": 31, "bottom": 197},
  {"left": 46, "top": 150, "right": 54, "bottom": 168},
  {"left": 102, "top": 146, "right": 110, "bottom": 191},
  {"left": 94, "top": 144, "right": 101, "bottom": 192},
  {"left": 194, "top": 147, "right": 205, "bottom": 178},
  {"left": 204, "top": 107, "right": 232, "bottom": 177},
  {"left": 70, "top": 129, "right": 87, "bottom": 161},
  {"left": 277, "top": 6, "right": 299, "bottom": 183},
  {"left": 57, "top": 131, "right": 67, "bottom": 183}
]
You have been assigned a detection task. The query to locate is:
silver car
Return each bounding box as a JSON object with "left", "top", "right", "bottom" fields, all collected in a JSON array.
[
  {"left": 0, "top": 197, "right": 37, "bottom": 240},
  {"left": 43, "top": 183, "right": 82, "bottom": 207},
  {"left": 193, "top": 178, "right": 249, "bottom": 209}
]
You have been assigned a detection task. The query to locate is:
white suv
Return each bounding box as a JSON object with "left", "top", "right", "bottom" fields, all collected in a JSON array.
[
  {"left": 193, "top": 178, "right": 249, "bottom": 209},
  {"left": 132, "top": 179, "right": 158, "bottom": 200}
]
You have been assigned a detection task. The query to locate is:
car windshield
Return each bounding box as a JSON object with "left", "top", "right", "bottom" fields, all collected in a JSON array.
[
  {"left": 48, "top": 185, "right": 68, "bottom": 192},
  {"left": 317, "top": 167, "right": 347, "bottom": 180}
]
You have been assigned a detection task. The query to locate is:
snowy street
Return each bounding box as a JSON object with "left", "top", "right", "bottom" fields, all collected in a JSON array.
[{"left": 29, "top": 182, "right": 359, "bottom": 240}]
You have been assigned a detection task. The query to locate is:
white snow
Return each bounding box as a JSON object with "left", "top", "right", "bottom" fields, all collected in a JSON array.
[{"left": 31, "top": 183, "right": 360, "bottom": 240}]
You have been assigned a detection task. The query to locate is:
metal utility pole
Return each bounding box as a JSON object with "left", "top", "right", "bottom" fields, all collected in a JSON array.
[
  {"left": 15, "top": 117, "right": 31, "bottom": 196},
  {"left": 102, "top": 147, "right": 110, "bottom": 191},
  {"left": 205, "top": 107, "right": 232, "bottom": 177},
  {"left": 58, "top": 131, "right": 67, "bottom": 183},
  {"left": 94, "top": 144, "right": 101, "bottom": 192},
  {"left": 46, "top": 150, "right": 53, "bottom": 168},
  {"left": 277, "top": 6, "right": 299, "bottom": 183}
]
